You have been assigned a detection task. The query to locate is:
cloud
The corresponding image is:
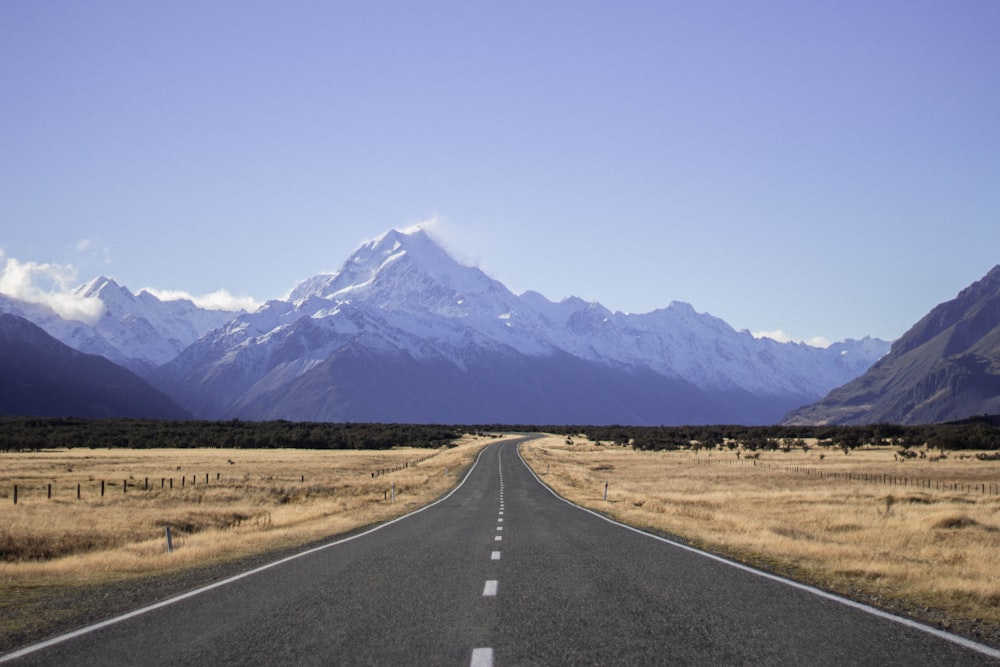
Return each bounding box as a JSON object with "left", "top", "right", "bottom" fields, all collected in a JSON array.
[
  {"left": 753, "top": 329, "right": 792, "bottom": 343},
  {"left": 752, "top": 329, "right": 831, "bottom": 348},
  {"left": 141, "top": 287, "right": 260, "bottom": 312},
  {"left": 0, "top": 251, "right": 105, "bottom": 323},
  {"left": 804, "top": 335, "right": 832, "bottom": 348}
]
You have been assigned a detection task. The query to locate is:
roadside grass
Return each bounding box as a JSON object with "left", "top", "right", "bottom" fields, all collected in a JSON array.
[
  {"left": 520, "top": 435, "right": 1000, "bottom": 633},
  {"left": 0, "top": 435, "right": 493, "bottom": 641}
]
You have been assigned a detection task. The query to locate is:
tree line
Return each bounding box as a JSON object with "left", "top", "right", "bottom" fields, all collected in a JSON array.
[
  {"left": 473, "top": 416, "right": 1000, "bottom": 452},
  {"left": 0, "top": 417, "right": 462, "bottom": 452},
  {"left": 3, "top": 416, "right": 1000, "bottom": 453}
]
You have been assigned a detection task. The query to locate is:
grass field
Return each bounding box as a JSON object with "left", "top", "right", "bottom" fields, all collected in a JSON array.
[
  {"left": 0, "top": 436, "right": 497, "bottom": 584},
  {"left": 520, "top": 435, "right": 1000, "bottom": 636}
]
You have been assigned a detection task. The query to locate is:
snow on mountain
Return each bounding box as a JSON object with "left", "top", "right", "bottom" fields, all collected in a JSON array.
[
  {"left": 154, "top": 227, "right": 889, "bottom": 423},
  {"left": 0, "top": 277, "right": 240, "bottom": 376}
]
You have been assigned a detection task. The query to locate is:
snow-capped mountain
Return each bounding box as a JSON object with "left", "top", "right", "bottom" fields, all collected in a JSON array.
[
  {"left": 151, "top": 228, "right": 889, "bottom": 424},
  {"left": 0, "top": 277, "right": 238, "bottom": 377}
]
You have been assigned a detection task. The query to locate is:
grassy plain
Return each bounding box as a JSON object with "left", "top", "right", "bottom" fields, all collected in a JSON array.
[
  {"left": 521, "top": 435, "right": 1000, "bottom": 637},
  {"left": 0, "top": 435, "right": 493, "bottom": 643}
]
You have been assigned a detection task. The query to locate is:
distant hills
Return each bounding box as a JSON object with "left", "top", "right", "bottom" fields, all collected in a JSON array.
[
  {"left": 0, "top": 313, "right": 189, "bottom": 419},
  {"left": 784, "top": 266, "right": 1000, "bottom": 425}
]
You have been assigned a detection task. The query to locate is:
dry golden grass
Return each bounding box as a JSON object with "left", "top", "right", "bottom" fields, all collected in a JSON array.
[
  {"left": 0, "top": 435, "right": 495, "bottom": 587},
  {"left": 521, "top": 435, "right": 1000, "bottom": 629}
]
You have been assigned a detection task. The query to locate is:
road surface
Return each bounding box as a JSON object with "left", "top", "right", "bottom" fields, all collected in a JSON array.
[{"left": 4, "top": 436, "right": 998, "bottom": 665}]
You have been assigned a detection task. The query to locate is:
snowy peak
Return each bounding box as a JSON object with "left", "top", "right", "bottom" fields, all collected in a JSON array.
[
  {"left": 287, "top": 227, "right": 516, "bottom": 318},
  {"left": 289, "top": 227, "right": 444, "bottom": 302}
]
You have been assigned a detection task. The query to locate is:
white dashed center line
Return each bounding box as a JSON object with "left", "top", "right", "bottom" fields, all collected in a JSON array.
[
  {"left": 483, "top": 580, "right": 498, "bottom": 596},
  {"left": 491, "top": 550, "right": 501, "bottom": 560},
  {"left": 471, "top": 647, "right": 494, "bottom": 667},
  {"left": 495, "top": 535, "right": 502, "bottom": 541}
]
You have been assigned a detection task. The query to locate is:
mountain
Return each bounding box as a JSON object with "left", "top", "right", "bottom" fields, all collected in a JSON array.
[
  {"left": 152, "top": 228, "right": 889, "bottom": 424},
  {"left": 0, "top": 313, "right": 190, "bottom": 419},
  {"left": 783, "top": 266, "right": 1000, "bottom": 425},
  {"left": 0, "top": 277, "right": 238, "bottom": 377}
]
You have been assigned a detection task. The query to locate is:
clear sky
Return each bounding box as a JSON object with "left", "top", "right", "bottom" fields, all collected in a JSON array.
[{"left": 2, "top": 1, "right": 998, "bottom": 345}]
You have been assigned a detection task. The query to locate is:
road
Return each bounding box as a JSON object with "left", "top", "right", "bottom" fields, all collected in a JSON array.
[{"left": 4, "top": 436, "right": 999, "bottom": 665}]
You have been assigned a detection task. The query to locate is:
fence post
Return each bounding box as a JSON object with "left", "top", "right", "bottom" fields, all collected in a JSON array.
[
  {"left": 12, "top": 485, "right": 16, "bottom": 505},
  {"left": 77, "top": 483, "right": 81, "bottom": 500},
  {"left": 123, "top": 479, "right": 127, "bottom": 494},
  {"left": 165, "top": 526, "right": 173, "bottom": 553},
  {"left": 603, "top": 480, "right": 609, "bottom": 501},
  {"left": 101, "top": 480, "right": 105, "bottom": 497},
  {"left": 48, "top": 483, "right": 52, "bottom": 499},
  {"left": 391, "top": 481, "right": 396, "bottom": 503}
]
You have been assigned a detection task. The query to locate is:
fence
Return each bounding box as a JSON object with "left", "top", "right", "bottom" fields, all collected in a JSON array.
[{"left": 706, "top": 458, "right": 1000, "bottom": 496}]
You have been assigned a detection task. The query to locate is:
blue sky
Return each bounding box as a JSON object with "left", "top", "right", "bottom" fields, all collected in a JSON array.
[{"left": 2, "top": 1, "right": 998, "bottom": 345}]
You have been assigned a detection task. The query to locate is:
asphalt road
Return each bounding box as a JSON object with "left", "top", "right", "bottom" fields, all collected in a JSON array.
[{"left": 4, "top": 436, "right": 999, "bottom": 666}]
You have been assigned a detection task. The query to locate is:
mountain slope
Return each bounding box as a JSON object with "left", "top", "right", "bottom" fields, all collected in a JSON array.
[
  {"left": 783, "top": 266, "right": 1000, "bottom": 425},
  {"left": 0, "top": 313, "right": 190, "bottom": 419},
  {"left": 0, "top": 278, "right": 238, "bottom": 376},
  {"left": 153, "top": 228, "right": 888, "bottom": 424}
]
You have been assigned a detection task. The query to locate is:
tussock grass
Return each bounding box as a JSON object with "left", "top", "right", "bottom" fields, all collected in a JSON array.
[
  {"left": 0, "top": 435, "right": 492, "bottom": 587},
  {"left": 521, "top": 436, "right": 1000, "bottom": 630}
]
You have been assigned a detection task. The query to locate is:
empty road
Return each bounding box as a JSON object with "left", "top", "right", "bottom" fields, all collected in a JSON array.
[{"left": 4, "top": 436, "right": 999, "bottom": 665}]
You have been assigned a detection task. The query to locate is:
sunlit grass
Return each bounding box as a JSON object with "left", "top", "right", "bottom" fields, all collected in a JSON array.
[
  {"left": 521, "top": 435, "right": 1000, "bottom": 627},
  {"left": 0, "top": 435, "right": 494, "bottom": 586}
]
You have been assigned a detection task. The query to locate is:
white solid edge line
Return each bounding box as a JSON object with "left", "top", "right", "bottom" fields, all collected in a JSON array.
[
  {"left": 514, "top": 439, "right": 1000, "bottom": 661},
  {"left": 0, "top": 440, "right": 504, "bottom": 663},
  {"left": 470, "top": 647, "right": 494, "bottom": 667}
]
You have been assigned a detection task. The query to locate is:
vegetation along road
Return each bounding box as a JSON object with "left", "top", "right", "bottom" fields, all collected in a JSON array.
[{"left": 4, "top": 436, "right": 999, "bottom": 665}]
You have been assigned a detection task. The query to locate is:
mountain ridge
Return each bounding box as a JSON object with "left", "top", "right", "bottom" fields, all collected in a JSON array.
[
  {"left": 0, "top": 313, "right": 190, "bottom": 419},
  {"left": 784, "top": 265, "right": 1000, "bottom": 425},
  {"left": 151, "top": 227, "right": 889, "bottom": 424}
]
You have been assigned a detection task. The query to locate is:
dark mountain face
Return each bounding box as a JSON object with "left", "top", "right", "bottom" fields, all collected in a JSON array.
[
  {"left": 0, "top": 314, "right": 190, "bottom": 419},
  {"left": 783, "top": 266, "right": 1000, "bottom": 425},
  {"left": 221, "top": 339, "right": 802, "bottom": 426}
]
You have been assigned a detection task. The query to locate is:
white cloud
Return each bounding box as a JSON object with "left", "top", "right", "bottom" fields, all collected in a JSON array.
[
  {"left": 141, "top": 287, "right": 259, "bottom": 312},
  {"left": 752, "top": 329, "right": 831, "bottom": 348},
  {"left": 753, "top": 329, "right": 792, "bottom": 343},
  {"left": 0, "top": 251, "right": 105, "bottom": 323},
  {"left": 804, "top": 335, "right": 832, "bottom": 348}
]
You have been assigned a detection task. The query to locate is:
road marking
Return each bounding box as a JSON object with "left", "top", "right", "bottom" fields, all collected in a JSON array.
[
  {"left": 499, "top": 510, "right": 503, "bottom": 515},
  {"left": 470, "top": 647, "right": 493, "bottom": 667},
  {"left": 496, "top": 526, "right": 502, "bottom": 531},
  {"left": 483, "top": 580, "right": 498, "bottom": 596},
  {"left": 495, "top": 535, "right": 502, "bottom": 541},
  {"left": 491, "top": 550, "right": 501, "bottom": 560},
  {"left": 498, "top": 518, "right": 503, "bottom": 522}
]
